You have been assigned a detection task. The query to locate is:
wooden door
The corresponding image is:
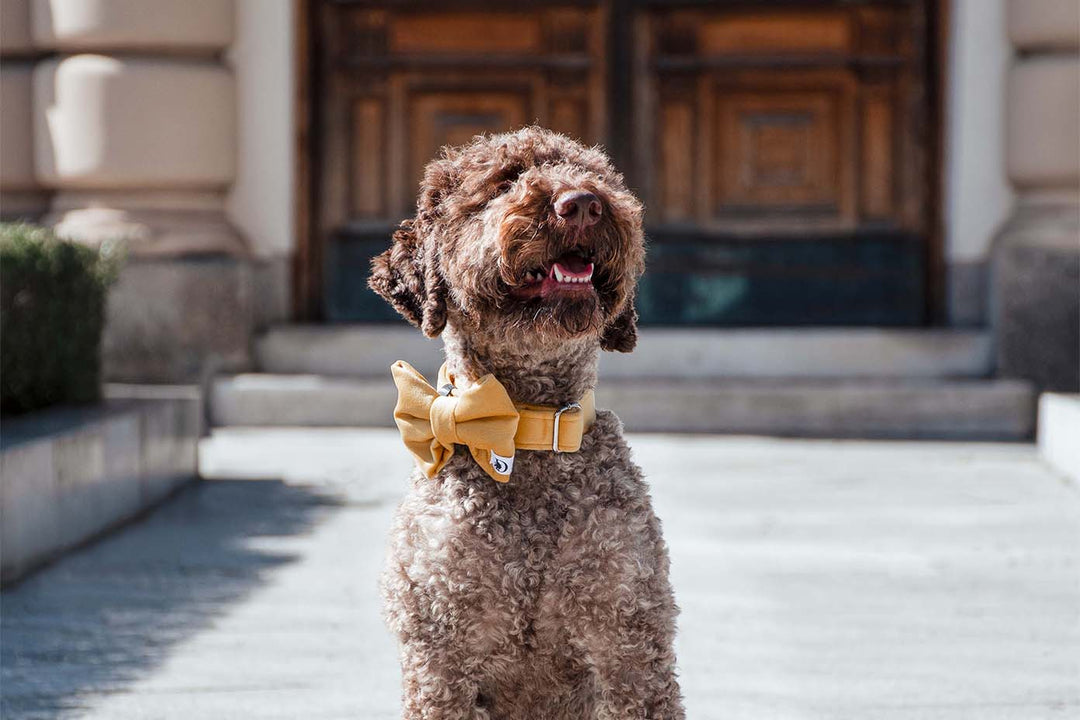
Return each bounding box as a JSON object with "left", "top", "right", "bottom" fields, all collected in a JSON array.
[{"left": 301, "top": 0, "right": 939, "bottom": 325}]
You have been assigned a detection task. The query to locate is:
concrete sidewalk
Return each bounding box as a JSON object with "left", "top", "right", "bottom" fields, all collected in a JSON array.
[{"left": 2, "top": 430, "right": 1078, "bottom": 719}]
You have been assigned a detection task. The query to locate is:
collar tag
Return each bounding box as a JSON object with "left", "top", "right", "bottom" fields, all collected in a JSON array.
[{"left": 489, "top": 450, "right": 514, "bottom": 476}]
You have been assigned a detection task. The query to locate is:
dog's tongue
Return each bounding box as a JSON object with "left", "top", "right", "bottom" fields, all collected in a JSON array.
[{"left": 552, "top": 253, "right": 591, "bottom": 274}]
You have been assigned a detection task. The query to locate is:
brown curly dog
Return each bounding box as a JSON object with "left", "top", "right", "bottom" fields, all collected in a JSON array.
[{"left": 369, "top": 126, "right": 684, "bottom": 719}]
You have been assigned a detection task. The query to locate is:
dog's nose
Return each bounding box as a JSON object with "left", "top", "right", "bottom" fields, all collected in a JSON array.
[{"left": 554, "top": 190, "right": 602, "bottom": 228}]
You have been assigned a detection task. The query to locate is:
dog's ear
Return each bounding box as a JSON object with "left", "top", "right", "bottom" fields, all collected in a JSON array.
[
  {"left": 368, "top": 220, "right": 448, "bottom": 338},
  {"left": 369, "top": 156, "right": 455, "bottom": 337},
  {"left": 600, "top": 299, "right": 638, "bottom": 353}
]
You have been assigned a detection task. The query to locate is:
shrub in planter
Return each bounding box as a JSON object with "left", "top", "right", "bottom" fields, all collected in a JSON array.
[{"left": 1, "top": 224, "right": 121, "bottom": 415}]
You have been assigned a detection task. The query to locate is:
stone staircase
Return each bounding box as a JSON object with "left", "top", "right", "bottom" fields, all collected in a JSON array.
[{"left": 210, "top": 326, "right": 1036, "bottom": 440}]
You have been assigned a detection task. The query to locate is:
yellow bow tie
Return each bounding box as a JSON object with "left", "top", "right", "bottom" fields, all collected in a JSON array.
[{"left": 390, "top": 360, "right": 595, "bottom": 483}]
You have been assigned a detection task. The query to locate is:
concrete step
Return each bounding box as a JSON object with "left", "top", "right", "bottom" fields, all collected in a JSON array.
[
  {"left": 210, "top": 374, "right": 1035, "bottom": 441},
  {"left": 210, "top": 374, "right": 395, "bottom": 428},
  {"left": 603, "top": 378, "right": 1035, "bottom": 440},
  {"left": 255, "top": 325, "right": 995, "bottom": 380}
]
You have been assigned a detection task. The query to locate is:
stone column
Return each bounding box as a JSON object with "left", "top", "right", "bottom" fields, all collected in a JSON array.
[
  {"left": 994, "top": 0, "right": 1080, "bottom": 392},
  {"left": 29, "top": 0, "right": 260, "bottom": 382},
  {"left": 31, "top": 0, "right": 240, "bottom": 255},
  {"left": 1, "top": 0, "right": 49, "bottom": 219}
]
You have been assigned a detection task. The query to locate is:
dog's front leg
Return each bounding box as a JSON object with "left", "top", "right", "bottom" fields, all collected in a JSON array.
[
  {"left": 399, "top": 639, "right": 486, "bottom": 720},
  {"left": 559, "top": 512, "right": 685, "bottom": 719},
  {"left": 582, "top": 616, "right": 685, "bottom": 720}
]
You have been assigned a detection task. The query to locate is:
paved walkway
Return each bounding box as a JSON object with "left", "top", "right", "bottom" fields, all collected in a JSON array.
[{"left": 3, "top": 430, "right": 1078, "bottom": 719}]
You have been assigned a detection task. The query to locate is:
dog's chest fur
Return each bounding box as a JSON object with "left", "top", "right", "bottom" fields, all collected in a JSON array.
[{"left": 382, "top": 411, "right": 667, "bottom": 696}]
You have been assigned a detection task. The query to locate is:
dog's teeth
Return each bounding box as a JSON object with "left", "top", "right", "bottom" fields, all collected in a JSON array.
[{"left": 554, "top": 266, "right": 565, "bottom": 282}]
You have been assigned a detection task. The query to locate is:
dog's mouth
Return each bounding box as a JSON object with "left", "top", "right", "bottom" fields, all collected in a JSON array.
[{"left": 511, "top": 251, "right": 596, "bottom": 300}]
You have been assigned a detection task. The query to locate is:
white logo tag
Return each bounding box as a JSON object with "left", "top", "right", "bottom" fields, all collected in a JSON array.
[{"left": 489, "top": 450, "right": 514, "bottom": 476}]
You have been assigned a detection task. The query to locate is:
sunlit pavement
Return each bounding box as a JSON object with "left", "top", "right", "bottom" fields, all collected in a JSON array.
[{"left": 3, "top": 429, "right": 1078, "bottom": 719}]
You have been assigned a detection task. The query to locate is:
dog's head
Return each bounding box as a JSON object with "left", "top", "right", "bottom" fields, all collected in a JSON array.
[{"left": 369, "top": 127, "right": 645, "bottom": 352}]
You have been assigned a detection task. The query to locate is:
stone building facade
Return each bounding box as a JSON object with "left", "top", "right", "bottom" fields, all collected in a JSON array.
[
  {"left": 993, "top": 0, "right": 1080, "bottom": 391},
  {"left": 1, "top": 0, "right": 289, "bottom": 382},
  {"left": 0, "top": 0, "right": 1076, "bottom": 394}
]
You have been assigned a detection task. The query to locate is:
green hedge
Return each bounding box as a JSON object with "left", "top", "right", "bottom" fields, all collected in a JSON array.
[{"left": 1, "top": 224, "right": 120, "bottom": 415}]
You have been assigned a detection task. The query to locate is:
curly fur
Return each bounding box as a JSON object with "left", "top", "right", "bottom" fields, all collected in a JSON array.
[{"left": 370, "top": 127, "right": 683, "bottom": 719}]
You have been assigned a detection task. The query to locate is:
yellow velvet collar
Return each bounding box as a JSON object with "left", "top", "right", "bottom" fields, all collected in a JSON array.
[{"left": 390, "top": 361, "right": 596, "bottom": 482}]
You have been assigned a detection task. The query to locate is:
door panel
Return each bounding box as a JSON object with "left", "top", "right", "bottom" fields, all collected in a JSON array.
[
  {"left": 388, "top": 13, "right": 544, "bottom": 54},
  {"left": 712, "top": 75, "right": 856, "bottom": 219},
  {"left": 633, "top": 1, "right": 929, "bottom": 324},
  {"left": 699, "top": 11, "right": 852, "bottom": 55},
  {"left": 640, "top": 5, "right": 921, "bottom": 232},
  {"left": 310, "top": 0, "right": 935, "bottom": 325},
  {"left": 349, "top": 98, "right": 385, "bottom": 218},
  {"left": 408, "top": 88, "right": 533, "bottom": 203}
]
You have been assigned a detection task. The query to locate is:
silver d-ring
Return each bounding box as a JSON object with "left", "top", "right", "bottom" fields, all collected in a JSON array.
[
  {"left": 438, "top": 383, "right": 455, "bottom": 397},
  {"left": 552, "top": 402, "right": 581, "bottom": 453}
]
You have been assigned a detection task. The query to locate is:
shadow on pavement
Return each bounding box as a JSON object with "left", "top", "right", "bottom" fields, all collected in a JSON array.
[{"left": 1, "top": 479, "right": 344, "bottom": 719}]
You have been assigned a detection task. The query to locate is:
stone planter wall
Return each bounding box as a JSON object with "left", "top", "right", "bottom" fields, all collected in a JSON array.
[{"left": 0, "top": 386, "right": 201, "bottom": 584}]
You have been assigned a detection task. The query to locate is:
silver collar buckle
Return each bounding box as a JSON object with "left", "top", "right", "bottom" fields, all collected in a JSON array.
[{"left": 552, "top": 402, "right": 581, "bottom": 453}]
